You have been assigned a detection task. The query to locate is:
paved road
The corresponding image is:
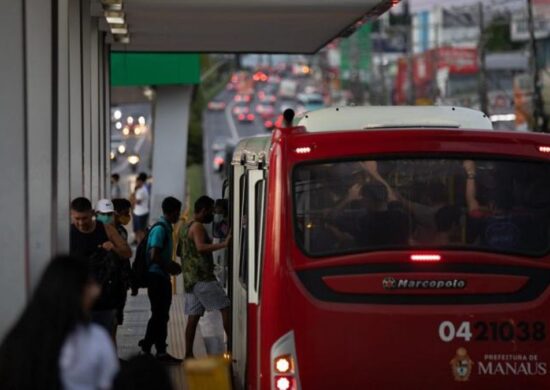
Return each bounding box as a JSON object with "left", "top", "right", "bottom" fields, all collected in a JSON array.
[{"left": 203, "top": 87, "right": 277, "bottom": 198}]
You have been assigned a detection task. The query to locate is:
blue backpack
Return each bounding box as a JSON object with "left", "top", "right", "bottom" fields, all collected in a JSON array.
[{"left": 130, "top": 222, "right": 168, "bottom": 295}]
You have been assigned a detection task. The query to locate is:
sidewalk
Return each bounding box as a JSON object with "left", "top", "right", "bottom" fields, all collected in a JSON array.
[{"left": 117, "top": 290, "right": 208, "bottom": 389}]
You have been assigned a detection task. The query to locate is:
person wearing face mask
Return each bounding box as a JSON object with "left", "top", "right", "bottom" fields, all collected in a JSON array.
[
  {"left": 212, "top": 199, "right": 230, "bottom": 287},
  {"left": 96, "top": 198, "right": 117, "bottom": 226},
  {"left": 112, "top": 198, "right": 133, "bottom": 335},
  {"left": 212, "top": 199, "right": 229, "bottom": 240},
  {"left": 70, "top": 197, "right": 132, "bottom": 338},
  {"left": 176, "top": 195, "right": 231, "bottom": 359}
]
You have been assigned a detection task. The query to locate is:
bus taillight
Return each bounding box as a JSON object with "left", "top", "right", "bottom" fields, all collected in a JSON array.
[
  {"left": 410, "top": 254, "right": 441, "bottom": 262},
  {"left": 274, "top": 355, "right": 293, "bottom": 374},
  {"left": 275, "top": 376, "right": 294, "bottom": 390},
  {"left": 539, "top": 146, "right": 550, "bottom": 153},
  {"left": 271, "top": 331, "right": 301, "bottom": 390}
]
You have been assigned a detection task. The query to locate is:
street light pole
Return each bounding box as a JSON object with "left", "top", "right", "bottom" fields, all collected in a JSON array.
[
  {"left": 527, "top": 0, "right": 547, "bottom": 132},
  {"left": 406, "top": 0, "right": 416, "bottom": 105},
  {"left": 477, "top": 2, "right": 489, "bottom": 115}
]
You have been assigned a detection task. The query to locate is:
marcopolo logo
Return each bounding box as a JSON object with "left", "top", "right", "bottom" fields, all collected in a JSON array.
[
  {"left": 382, "top": 277, "right": 397, "bottom": 290},
  {"left": 382, "top": 277, "right": 466, "bottom": 290}
]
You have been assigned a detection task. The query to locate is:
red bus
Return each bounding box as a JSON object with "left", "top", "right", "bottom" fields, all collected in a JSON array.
[{"left": 227, "top": 106, "right": 550, "bottom": 389}]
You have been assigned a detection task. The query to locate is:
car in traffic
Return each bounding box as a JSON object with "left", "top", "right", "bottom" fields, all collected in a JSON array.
[
  {"left": 264, "top": 113, "right": 284, "bottom": 131},
  {"left": 278, "top": 78, "right": 298, "bottom": 100},
  {"left": 234, "top": 93, "right": 252, "bottom": 103},
  {"left": 253, "top": 70, "right": 268, "bottom": 82},
  {"left": 211, "top": 136, "right": 235, "bottom": 176},
  {"left": 297, "top": 92, "right": 325, "bottom": 112},
  {"left": 258, "top": 93, "right": 277, "bottom": 104},
  {"left": 233, "top": 103, "right": 255, "bottom": 123},
  {"left": 255, "top": 103, "right": 276, "bottom": 120},
  {"left": 238, "top": 111, "right": 256, "bottom": 123},
  {"left": 207, "top": 97, "right": 227, "bottom": 111},
  {"left": 263, "top": 119, "right": 275, "bottom": 131},
  {"left": 212, "top": 151, "right": 226, "bottom": 173},
  {"left": 233, "top": 104, "right": 250, "bottom": 116},
  {"left": 211, "top": 135, "right": 230, "bottom": 153}
]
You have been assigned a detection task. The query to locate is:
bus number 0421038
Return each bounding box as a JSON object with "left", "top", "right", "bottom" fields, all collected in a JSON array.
[{"left": 438, "top": 321, "right": 546, "bottom": 342}]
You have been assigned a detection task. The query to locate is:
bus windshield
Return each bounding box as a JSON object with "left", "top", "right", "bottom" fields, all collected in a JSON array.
[{"left": 293, "top": 158, "right": 550, "bottom": 257}]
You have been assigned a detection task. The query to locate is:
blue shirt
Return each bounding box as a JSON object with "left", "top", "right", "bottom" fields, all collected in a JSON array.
[{"left": 146, "top": 216, "right": 173, "bottom": 277}]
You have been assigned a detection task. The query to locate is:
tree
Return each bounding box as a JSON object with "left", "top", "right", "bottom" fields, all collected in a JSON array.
[{"left": 484, "top": 17, "right": 523, "bottom": 52}]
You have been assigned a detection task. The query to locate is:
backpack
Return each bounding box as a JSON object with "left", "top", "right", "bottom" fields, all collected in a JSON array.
[
  {"left": 130, "top": 222, "right": 169, "bottom": 295},
  {"left": 88, "top": 249, "right": 122, "bottom": 310}
]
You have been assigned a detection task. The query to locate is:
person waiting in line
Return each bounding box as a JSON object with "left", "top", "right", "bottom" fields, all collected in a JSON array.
[
  {"left": 212, "top": 199, "right": 230, "bottom": 240},
  {"left": 111, "top": 173, "right": 122, "bottom": 199},
  {"left": 111, "top": 198, "right": 133, "bottom": 337},
  {"left": 177, "top": 196, "right": 231, "bottom": 360},
  {"left": 138, "top": 197, "right": 183, "bottom": 364},
  {"left": 212, "top": 199, "right": 230, "bottom": 286},
  {"left": 0, "top": 255, "right": 119, "bottom": 389},
  {"left": 131, "top": 172, "right": 150, "bottom": 245},
  {"left": 70, "top": 197, "right": 132, "bottom": 338}
]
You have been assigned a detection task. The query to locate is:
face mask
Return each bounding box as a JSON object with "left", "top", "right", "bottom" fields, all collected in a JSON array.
[
  {"left": 119, "top": 215, "right": 131, "bottom": 226},
  {"left": 203, "top": 213, "right": 214, "bottom": 224},
  {"left": 213, "top": 214, "right": 223, "bottom": 224},
  {"left": 96, "top": 214, "right": 114, "bottom": 225}
]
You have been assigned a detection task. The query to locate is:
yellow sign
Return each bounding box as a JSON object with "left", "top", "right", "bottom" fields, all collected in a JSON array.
[{"left": 184, "top": 356, "right": 232, "bottom": 390}]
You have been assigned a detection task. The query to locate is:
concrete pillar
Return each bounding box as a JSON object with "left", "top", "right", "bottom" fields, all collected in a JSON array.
[
  {"left": 103, "top": 45, "right": 111, "bottom": 199},
  {"left": 150, "top": 86, "right": 193, "bottom": 220},
  {"left": 26, "top": 0, "right": 55, "bottom": 285},
  {"left": 0, "top": 0, "right": 110, "bottom": 337},
  {"left": 56, "top": 0, "right": 71, "bottom": 253},
  {"left": 69, "top": 0, "right": 83, "bottom": 198},
  {"left": 0, "top": 0, "right": 30, "bottom": 336},
  {"left": 90, "top": 18, "right": 101, "bottom": 202},
  {"left": 81, "top": 0, "right": 93, "bottom": 200}
]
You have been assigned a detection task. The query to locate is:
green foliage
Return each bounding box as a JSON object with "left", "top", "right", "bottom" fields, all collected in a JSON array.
[
  {"left": 186, "top": 164, "right": 205, "bottom": 207},
  {"left": 186, "top": 55, "right": 234, "bottom": 167},
  {"left": 485, "top": 19, "right": 523, "bottom": 52}
]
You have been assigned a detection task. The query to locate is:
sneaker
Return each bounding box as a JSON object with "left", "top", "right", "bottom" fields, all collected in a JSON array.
[
  {"left": 156, "top": 353, "right": 183, "bottom": 364},
  {"left": 138, "top": 339, "right": 151, "bottom": 355}
]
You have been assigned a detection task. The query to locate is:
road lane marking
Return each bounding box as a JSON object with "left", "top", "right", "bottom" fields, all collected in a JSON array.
[{"left": 225, "top": 100, "right": 240, "bottom": 143}]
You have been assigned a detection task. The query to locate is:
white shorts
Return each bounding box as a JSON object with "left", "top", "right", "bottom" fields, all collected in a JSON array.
[{"left": 184, "top": 281, "right": 230, "bottom": 316}]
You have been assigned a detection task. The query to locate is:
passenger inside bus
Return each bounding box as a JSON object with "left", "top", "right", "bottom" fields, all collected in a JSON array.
[
  {"left": 360, "top": 161, "right": 450, "bottom": 246},
  {"left": 433, "top": 205, "right": 462, "bottom": 246},
  {"left": 463, "top": 160, "right": 540, "bottom": 252},
  {"left": 294, "top": 158, "right": 550, "bottom": 257},
  {"left": 354, "top": 182, "right": 410, "bottom": 247}
]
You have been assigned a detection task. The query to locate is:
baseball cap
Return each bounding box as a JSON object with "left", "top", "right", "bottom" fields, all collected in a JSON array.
[{"left": 96, "top": 199, "right": 114, "bottom": 213}]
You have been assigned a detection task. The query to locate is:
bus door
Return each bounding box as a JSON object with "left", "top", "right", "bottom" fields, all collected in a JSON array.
[
  {"left": 232, "top": 165, "right": 267, "bottom": 388},
  {"left": 232, "top": 164, "right": 247, "bottom": 387}
]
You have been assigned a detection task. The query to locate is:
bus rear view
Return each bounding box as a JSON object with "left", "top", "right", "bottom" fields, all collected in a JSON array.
[{"left": 280, "top": 107, "right": 550, "bottom": 389}]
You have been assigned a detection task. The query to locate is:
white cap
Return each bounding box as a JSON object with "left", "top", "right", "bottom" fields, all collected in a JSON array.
[{"left": 96, "top": 199, "right": 114, "bottom": 213}]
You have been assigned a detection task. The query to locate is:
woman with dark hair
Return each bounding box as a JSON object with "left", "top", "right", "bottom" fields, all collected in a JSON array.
[{"left": 0, "top": 255, "right": 119, "bottom": 389}]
